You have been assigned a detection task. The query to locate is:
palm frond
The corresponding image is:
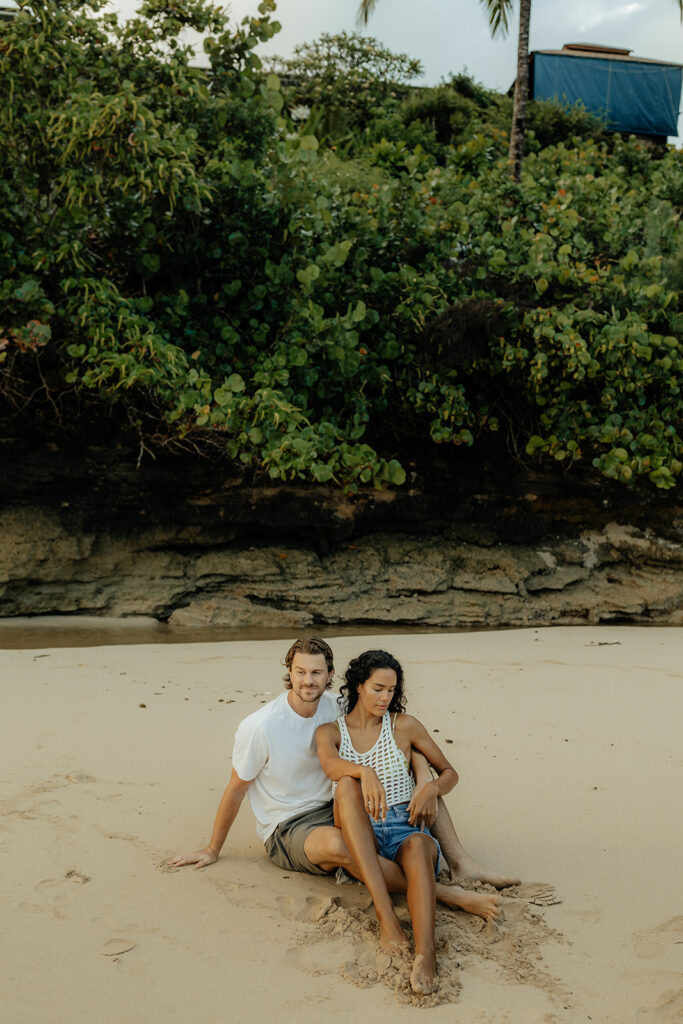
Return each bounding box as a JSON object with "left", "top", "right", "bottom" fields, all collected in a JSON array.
[
  {"left": 356, "top": 0, "right": 379, "bottom": 27},
  {"left": 479, "top": 0, "right": 513, "bottom": 38}
]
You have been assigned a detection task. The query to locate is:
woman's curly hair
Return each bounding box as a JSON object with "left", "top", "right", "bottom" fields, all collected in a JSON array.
[{"left": 339, "top": 650, "right": 407, "bottom": 714}]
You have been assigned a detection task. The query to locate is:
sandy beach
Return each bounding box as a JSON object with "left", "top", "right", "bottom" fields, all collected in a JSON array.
[{"left": 2, "top": 626, "right": 681, "bottom": 1023}]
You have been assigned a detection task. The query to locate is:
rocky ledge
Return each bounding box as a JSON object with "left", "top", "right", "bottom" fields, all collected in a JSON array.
[
  {"left": 1, "top": 506, "right": 680, "bottom": 628},
  {"left": 1, "top": 433, "right": 680, "bottom": 628}
]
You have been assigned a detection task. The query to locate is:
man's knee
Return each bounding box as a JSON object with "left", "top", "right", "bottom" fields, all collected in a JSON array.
[
  {"left": 306, "top": 827, "right": 353, "bottom": 872},
  {"left": 325, "top": 830, "right": 352, "bottom": 866}
]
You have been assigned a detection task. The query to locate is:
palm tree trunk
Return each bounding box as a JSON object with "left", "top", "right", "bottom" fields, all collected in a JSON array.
[{"left": 508, "top": 0, "right": 531, "bottom": 181}]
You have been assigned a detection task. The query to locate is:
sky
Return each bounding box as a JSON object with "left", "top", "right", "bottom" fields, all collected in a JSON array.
[
  {"left": 22, "top": 0, "right": 683, "bottom": 139},
  {"left": 109, "top": 0, "right": 683, "bottom": 141}
]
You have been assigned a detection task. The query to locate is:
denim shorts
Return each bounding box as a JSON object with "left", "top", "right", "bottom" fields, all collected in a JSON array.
[{"left": 370, "top": 802, "right": 442, "bottom": 877}]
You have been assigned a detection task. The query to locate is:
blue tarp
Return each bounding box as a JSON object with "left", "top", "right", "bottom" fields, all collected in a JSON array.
[{"left": 533, "top": 53, "right": 682, "bottom": 137}]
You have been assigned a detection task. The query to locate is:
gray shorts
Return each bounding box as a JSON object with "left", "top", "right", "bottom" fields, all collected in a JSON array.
[{"left": 264, "top": 801, "right": 335, "bottom": 876}]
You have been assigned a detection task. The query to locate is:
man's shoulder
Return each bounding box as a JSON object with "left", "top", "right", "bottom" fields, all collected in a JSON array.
[
  {"left": 236, "top": 691, "right": 288, "bottom": 736},
  {"left": 236, "top": 690, "right": 339, "bottom": 737}
]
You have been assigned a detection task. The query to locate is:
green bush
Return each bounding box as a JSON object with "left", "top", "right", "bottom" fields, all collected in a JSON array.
[
  {"left": 1, "top": 3, "right": 680, "bottom": 491},
  {"left": 526, "top": 97, "right": 608, "bottom": 151}
]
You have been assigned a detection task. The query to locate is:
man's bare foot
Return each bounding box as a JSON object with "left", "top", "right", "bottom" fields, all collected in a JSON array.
[
  {"left": 410, "top": 952, "right": 439, "bottom": 995},
  {"left": 449, "top": 854, "right": 520, "bottom": 890},
  {"left": 438, "top": 885, "right": 502, "bottom": 922}
]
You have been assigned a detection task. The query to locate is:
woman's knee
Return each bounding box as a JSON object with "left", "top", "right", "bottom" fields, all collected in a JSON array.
[
  {"left": 399, "top": 833, "right": 438, "bottom": 866},
  {"left": 335, "top": 775, "right": 363, "bottom": 805}
]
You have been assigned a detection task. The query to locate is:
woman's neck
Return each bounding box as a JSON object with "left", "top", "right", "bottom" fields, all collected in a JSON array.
[{"left": 347, "top": 704, "right": 383, "bottom": 731}]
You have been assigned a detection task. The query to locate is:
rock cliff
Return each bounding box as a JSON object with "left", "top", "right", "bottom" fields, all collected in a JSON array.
[{"left": 1, "top": 435, "right": 680, "bottom": 627}]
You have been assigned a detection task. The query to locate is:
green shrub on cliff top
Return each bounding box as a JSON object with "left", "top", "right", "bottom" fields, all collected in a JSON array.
[{"left": 0, "top": 1, "right": 680, "bottom": 490}]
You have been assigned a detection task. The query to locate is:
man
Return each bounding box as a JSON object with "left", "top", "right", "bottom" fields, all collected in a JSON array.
[{"left": 171, "top": 636, "right": 516, "bottom": 924}]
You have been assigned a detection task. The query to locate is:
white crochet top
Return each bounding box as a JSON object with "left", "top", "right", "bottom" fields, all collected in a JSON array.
[{"left": 336, "top": 712, "right": 415, "bottom": 808}]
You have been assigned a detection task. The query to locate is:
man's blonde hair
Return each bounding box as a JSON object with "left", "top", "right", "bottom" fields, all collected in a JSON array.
[{"left": 283, "top": 636, "right": 334, "bottom": 690}]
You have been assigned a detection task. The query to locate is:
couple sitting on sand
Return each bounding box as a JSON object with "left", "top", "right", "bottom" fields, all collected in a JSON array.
[{"left": 172, "top": 636, "right": 518, "bottom": 995}]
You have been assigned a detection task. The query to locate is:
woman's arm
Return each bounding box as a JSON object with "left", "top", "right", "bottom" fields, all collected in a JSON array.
[
  {"left": 315, "top": 723, "right": 388, "bottom": 821},
  {"left": 398, "top": 716, "right": 458, "bottom": 826}
]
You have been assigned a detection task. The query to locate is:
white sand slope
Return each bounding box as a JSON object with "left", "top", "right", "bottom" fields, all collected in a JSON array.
[{"left": 1, "top": 627, "right": 681, "bottom": 1023}]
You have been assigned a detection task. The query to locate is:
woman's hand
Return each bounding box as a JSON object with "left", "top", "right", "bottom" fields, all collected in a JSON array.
[
  {"left": 407, "top": 779, "right": 438, "bottom": 828},
  {"left": 359, "top": 766, "right": 388, "bottom": 821},
  {"left": 168, "top": 847, "right": 218, "bottom": 870}
]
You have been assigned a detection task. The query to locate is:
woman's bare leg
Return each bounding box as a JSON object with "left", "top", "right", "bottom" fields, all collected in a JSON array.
[
  {"left": 396, "top": 834, "right": 439, "bottom": 995},
  {"left": 333, "top": 777, "right": 407, "bottom": 950},
  {"left": 306, "top": 781, "right": 504, "bottom": 923},
  {"left": 305, "top": 824, "right": 501, "bottom": 922}
]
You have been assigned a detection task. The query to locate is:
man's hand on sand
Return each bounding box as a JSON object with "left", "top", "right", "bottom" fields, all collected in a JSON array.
[
  {"left": 169, "top": 848, "right": 218, "bottom": 869},
  {"left": 407, "top": 779, "right": 438, "bottom": 828}
]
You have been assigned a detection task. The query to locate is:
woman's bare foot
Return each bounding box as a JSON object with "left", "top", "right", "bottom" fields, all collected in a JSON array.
[
  {"left": 449, "top": 854, "right": 520, "bottom": 890},
  {"left": 438, "top": 885, "right": 502, "bottom": 922},
  {"left": 379, "top": 921, "right": 409, "bottom": 952},
  {"left": 410, "top": 952, "right": 439, "bottom": 995}
]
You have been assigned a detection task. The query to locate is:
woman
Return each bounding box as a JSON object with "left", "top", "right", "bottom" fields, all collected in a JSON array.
[{"left": 316, "top": 649, "right": 457, "bottom": 996}]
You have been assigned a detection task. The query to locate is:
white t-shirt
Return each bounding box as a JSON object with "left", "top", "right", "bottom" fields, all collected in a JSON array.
[{"left": 232, "top": 690, "right": 339, "bottom": 842}]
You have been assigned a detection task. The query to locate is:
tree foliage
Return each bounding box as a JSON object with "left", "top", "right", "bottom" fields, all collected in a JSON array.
[
  {"left": 268, "top": 31, "right": 422, "bottom": 142},
  {"left": 1, "top": 4, "right": 681, "bottom": 491}
]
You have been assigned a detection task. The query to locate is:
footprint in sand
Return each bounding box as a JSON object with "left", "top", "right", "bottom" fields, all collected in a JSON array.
[
  {"left": 502, "top": 882, "right": 562, "bottom": 906},
  {"left": 35, "top": 870, "right": 91, "bottom": 896},
  {"left": 34, "top": 871, "right": 92, "bottom": 916},
  {"left": 277, "top": 894, "right": 339, "bottom": 923},
  {"left": 101, "top": 938, "right": 136, "bottom": 958},
  {"left": 64, "top": 870, "right": 91, "bottom": 884}
]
